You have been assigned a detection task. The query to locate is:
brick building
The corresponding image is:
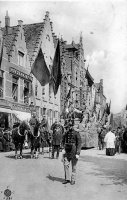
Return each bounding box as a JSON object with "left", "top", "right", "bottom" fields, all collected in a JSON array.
[
  {"left": 60, "top": 34, "right": 107, "bottom": 121},
  {"left": 0, "top": 11, "right": 60, "bottom": 128},
  {"left": 60, "top": 34, "right": 87, "bottom": 116}
]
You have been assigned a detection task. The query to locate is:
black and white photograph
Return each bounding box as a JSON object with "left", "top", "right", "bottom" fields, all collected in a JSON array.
[{"left": 0, "top": 0, "right": 127, "bottom": 199}]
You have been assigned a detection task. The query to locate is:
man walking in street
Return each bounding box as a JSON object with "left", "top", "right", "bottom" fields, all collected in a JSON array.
[
  {"left": 62, "top": 119, "right": 82, "bottom": 185},
  {"left": 51, "top": 118, "right": 64, "bottom": 159}
]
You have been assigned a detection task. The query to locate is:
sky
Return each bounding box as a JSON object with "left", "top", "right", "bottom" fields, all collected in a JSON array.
[{"left": 0, "top": 0, "right": 127, "bottom": 114}]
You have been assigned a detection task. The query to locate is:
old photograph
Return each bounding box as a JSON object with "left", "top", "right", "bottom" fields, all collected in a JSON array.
[{"left": 0, "top": 0, "right": 127, "bottom": 199}]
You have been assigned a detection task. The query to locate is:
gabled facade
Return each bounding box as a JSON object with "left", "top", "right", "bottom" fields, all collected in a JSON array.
[
  {"left": 0, "top": 12, "right": 32, "bottom": 128},
  {"left": 23, "top": 11, "right": 60, "bottom": 126},
  {"left": 0, "top": 11, "right": 60, "bottom": 128}
]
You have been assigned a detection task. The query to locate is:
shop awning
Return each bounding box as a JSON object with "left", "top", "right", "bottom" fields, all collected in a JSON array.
[
  {"left": 13, "top": 111, "right": 31, "bottom": 122},
  {"left": 0, "top": 107, "right": 12, "bottom": 114}
]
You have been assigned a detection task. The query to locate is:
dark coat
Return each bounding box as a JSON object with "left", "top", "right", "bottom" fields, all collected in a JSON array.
[
  {"left": 62, "top": 128, "right": 82, "bottom": 160},
  {"left": 29, "top": 117, "right": 39, "bottom": 127},
  {"left": 51, "top": 123, "right": 64, "bottom": 146}
]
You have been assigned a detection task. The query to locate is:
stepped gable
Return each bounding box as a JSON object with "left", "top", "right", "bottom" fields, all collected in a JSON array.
[
  {"left": 2, "top": 26, "right": 19, "bottom": 56},
  {"left": 23, "top": 22, "right": 44, "bottom": 61}
]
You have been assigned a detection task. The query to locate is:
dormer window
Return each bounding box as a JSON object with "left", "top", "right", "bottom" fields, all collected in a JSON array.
[{"left": 18, "top": 51, "right": 24, "bottom": 67}]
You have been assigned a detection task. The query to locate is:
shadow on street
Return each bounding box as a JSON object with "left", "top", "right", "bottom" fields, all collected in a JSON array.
[{"left": 46, "top": 174, "right": 64, "bottom": 183}]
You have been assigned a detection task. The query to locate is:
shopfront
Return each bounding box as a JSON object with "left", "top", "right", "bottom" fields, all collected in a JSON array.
[{"left": 0, "top": 107, "right": 12, "bottom": 129}]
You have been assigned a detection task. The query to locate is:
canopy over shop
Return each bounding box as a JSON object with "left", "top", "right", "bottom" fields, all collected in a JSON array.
[{"left": 0, "top": 108, "right": 31, "bottom": 129}]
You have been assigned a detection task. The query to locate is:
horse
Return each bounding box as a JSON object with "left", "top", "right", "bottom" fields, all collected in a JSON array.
[
  {"left": 39, "top": 119, "right": 53, "bottom": 157},
  {"left": 28, "top": 122, "right": 41, "bottom": 159},
  {"left": 11, "top": 121, "right": 30, "bottom": 159}
]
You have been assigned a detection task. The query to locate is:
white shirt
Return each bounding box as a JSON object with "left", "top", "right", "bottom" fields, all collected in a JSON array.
[{"left": 104, "top": 131, "right": 116, "bottom": 148}]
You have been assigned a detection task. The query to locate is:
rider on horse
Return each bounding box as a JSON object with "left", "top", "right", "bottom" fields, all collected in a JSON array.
[
  {"left": 39, "top": 115, "right": 50, "bottom": 154},
  {"left": 29, "top": 112, "right": 40, "bottom": 158}
]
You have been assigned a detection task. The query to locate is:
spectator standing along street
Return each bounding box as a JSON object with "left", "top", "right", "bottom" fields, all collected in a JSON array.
[{"left": 104, "top": 126, "right": 116, "bottom": 156}]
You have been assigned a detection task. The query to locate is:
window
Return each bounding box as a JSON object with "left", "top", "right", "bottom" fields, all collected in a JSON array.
[
  {"left": 49, "top": 83, "right": 52, "bottom": 98},
  {"left": 76, "top": 94, "right": 78, "bottom": 101},
  {"left": 18, "top": 51, "right": 24, "bottom": 67},
  {"left": 53, "top": 110, "right": 55, "bottom": 118},
  {"left": 35, "top": 85, "right": 38, "bottom": 96},
  {"left": 0, "top": 70, "right": 3, "bottom": 98},
  {"left": 42, "top": 108, "right": 46, "bottom": 116},
  {"left": 24, "top": 80, "right": 29, "bottom": 104},
  {"left": 42, "top": 86, "right": 45, "bottom": 95},
  {"left": 12, "top": 76, "right": 18, "bottom": 102}
]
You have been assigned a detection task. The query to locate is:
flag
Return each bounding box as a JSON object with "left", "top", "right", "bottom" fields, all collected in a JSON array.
[
  {"left": 0, "top": 38, "right": 4, "bottom": 69},
  {"left": 66, "top": 87, "right": 71, "bottom": 100},
  {"left": 31, "top": 48, "right": 50, "bottom": 86},
  {"left": 106, "top": 101, "right": 111, "bottom": 115},
  {"left": 51, "top": 39, "right": 62, "bottom": 95}
]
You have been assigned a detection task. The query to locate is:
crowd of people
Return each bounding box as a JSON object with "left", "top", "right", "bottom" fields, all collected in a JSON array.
[
  {"left": 0, "top": 127, "right": 15, "bottom": 152},
  {"left": 1, "top": 107, "right": 127, "bottom": 185},
  {"left": 97, "top": 125, "right": 127, "bottom": 156}
]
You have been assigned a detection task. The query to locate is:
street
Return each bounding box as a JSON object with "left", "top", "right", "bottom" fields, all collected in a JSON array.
[{"left": 0, "top": 148, "right": 127, "bottom": 200}]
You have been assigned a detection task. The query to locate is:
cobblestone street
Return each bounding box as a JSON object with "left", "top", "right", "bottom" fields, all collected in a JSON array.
[{"left": 0, "top": 148, "right": 127, "bottom": 200}]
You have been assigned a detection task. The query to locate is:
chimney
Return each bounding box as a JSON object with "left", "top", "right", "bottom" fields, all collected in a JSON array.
[
  {"left": 45, "top": 11, "right": 49, "bottom": 20},
  {"left": 46, "top": 11, "right": 49, "bottom": 17},
  {"left": 5, "top": 11, "right": 10, "bottom": 34},
  {"left": 18, "top": 20, "right": 23, "bottom": 27},
  {"left": 5, "top": 11, "right": 10, "bottom": 27}
]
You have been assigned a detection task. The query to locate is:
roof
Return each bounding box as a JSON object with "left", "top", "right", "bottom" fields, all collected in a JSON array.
[
  {"left": 85, "top": 69, "right": 94, "bottom": 83},
  {"left": 2, "top": 16, "right": 58, "bottom": 61},
  {"left": 65, "top": 43, "right": 79, "bottom": 51},
  {"left": 2, "top": 26, "right": 19, "bottom": 56},
  {"left": 23, "top": 23, "right": 44, "bottom": 61}
]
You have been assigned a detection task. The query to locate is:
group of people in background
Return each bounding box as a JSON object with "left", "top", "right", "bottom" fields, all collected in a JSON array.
[
  {"left": 1, "top": 105, "right": 127, "bottom": 185},
  {"left": 97, "top": 124, "right": 127, "bottom": 156}
]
